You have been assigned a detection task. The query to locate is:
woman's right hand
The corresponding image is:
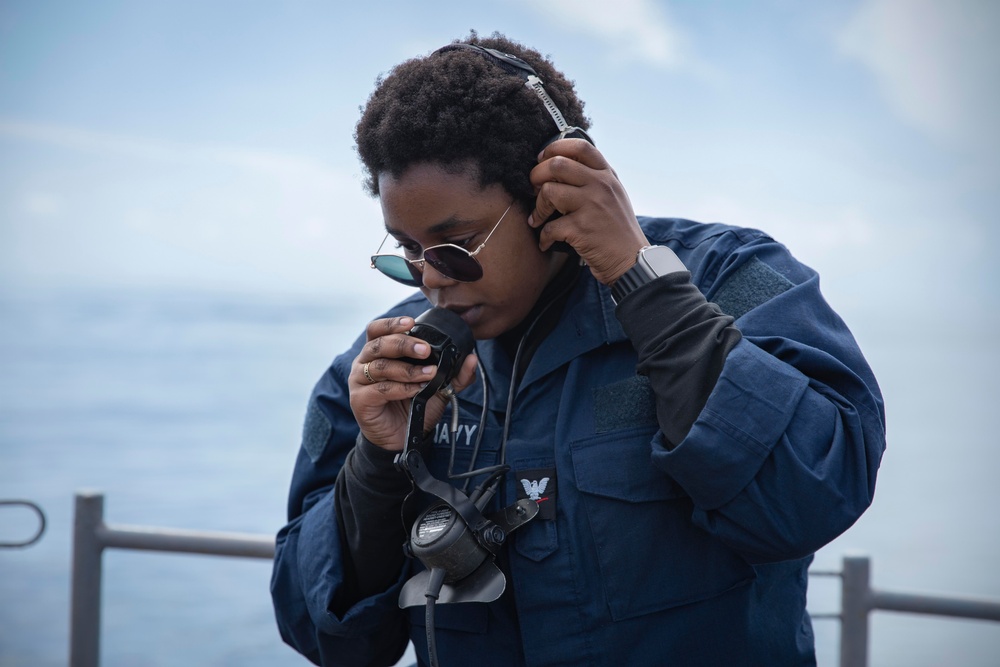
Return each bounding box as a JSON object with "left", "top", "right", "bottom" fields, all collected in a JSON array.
[{"left": 349, "top": 315, "right": 479, "bottom": 451}]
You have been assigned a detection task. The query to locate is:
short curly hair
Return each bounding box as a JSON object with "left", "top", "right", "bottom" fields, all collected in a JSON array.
[{"left": 354, "top": 31, "right": 590, "bottom": 213}]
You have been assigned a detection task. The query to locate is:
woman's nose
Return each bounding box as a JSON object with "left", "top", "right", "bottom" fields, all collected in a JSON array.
[{"left": 418, "top": 262, "right": 459, "bottom": 289}]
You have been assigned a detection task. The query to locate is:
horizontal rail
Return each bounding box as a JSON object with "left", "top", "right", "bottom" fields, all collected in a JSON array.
[
  {"left": 70, "top": 491, "right": 276, "bottom": 667},
  {"left": 96, "top": 522, "right": 275, "bottom": 559},
  {"left": 835, "top": 553, "right": 1000, "bottom": 667},
  {"left": 70, "top": 491, "right": 1000, "bottom": 667},
  {"left": 869, "top": 588, "right": 1000, "bottom": 622}
]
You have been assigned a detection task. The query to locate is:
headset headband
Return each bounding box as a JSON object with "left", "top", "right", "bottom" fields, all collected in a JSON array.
[{"left": 433, "top": 43, "right": 592, "bottom": 144}]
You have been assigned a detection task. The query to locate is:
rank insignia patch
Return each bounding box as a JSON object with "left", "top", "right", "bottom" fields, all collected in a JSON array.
[{"left": 516, "top": 467, "right": 557, "bottom": 520}]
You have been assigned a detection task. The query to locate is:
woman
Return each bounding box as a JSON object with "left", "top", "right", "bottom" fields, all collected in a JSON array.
[{"left": 271, "top": 32, "right": 885, "bottom": 666}]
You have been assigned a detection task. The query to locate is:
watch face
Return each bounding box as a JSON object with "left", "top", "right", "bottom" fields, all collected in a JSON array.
[
  {"left": 612, "top": 245, "right": 686, "bottom": 304},
  {"left": 640, "top": 245, "right": 685, "bottom": 275}
]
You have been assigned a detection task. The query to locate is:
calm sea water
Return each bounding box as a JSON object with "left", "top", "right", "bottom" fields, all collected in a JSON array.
[{"left": 1, "top": 287, "right": 997, "bottom": 666}]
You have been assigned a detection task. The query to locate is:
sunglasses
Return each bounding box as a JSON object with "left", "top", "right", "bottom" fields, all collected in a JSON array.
[{"left": 370, "top": 201, "right": 515, "bottom": 287}]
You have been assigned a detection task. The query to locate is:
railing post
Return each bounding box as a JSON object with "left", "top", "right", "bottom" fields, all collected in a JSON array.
[
  {"left": 840, "top": 554, "right": 871, "bottom": 667},
  {"left": 70, "top": 491, "right": 105, "bottom": 667}
]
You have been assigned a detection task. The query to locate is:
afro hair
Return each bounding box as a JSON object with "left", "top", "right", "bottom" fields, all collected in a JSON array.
[{"left": 354, "top": 31, "right": 590, "bottom": 213}]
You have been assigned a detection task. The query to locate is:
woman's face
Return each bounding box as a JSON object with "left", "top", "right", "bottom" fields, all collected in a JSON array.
[{"left": 378, "top": 162, "right": 567, "bottom": 340}]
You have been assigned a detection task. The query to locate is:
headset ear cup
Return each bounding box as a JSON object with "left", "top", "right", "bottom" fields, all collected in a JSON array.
[
  {"left": 538, "top": 134, "right": 560, "bottom": 152},
  {"left": 535, "top": 128, "right": 593, "bottom": 254},
  {"left": 539, "top": 127, "right": 595, "bottom": 152},
  {"left": 562, "top": 127, "right": 595, "bottom": 145},
  {"left": 531, "top": 208, "right": 574, "bottom": 254}
]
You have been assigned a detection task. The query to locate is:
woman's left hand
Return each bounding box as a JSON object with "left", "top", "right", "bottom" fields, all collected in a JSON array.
[{"left": 528, "top": 138, "right": 650, "bottom": 285}]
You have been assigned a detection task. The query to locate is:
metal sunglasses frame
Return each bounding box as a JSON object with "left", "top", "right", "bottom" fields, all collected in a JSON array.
[{"left": 370, "top": 201, "right": 515, "bottom": 286}]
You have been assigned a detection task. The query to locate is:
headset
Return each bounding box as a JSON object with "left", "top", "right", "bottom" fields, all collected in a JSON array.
[
  {"left": 393, "top": 308, "right": 538, "bottom": 667},
  {"left": 395, "top": 46, "right": 592, "bottom": 667}
]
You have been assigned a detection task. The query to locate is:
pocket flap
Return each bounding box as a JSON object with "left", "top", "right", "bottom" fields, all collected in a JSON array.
[{"left": 571, "top": 427, "right": 685, "bottom": 502}]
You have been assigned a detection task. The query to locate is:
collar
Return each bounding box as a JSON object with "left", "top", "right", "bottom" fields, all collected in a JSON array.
[{"left": 465, "top": 269, "right": 627, "bottom": 412}]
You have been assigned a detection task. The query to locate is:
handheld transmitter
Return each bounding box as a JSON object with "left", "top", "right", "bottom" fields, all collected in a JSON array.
[{"left": 393, "top": 307, "right": 539, "bottom": 610}]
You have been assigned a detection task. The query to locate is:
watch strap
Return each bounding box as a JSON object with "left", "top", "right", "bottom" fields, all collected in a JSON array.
[{"left": 611, "top": 245, "right": 686, "bottom": 304}]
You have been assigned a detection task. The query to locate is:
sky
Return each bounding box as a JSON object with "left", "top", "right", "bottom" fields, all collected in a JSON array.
[
  {"left": 2, "top": 0, "right": 997, "bottom": 315},
  {"left": 2, "top": 0, "right": 1000, "bottom": 662}
]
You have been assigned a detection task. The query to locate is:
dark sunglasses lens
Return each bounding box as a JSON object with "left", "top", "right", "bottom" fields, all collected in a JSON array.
[
  {"left": 423, "top": 247, "right": 484, "bottom": 282},
  {"left": 372, "top": 256, "right": 422, "bottom": 287}
]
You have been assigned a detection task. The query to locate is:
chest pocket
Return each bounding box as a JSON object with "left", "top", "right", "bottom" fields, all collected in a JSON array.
[{"left": 570, "top": 426, "right": 755, "bottom": 621}]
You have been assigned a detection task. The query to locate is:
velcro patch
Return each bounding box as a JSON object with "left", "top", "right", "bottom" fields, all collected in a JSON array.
[
  {"left": 516, "top": 468, "right": 557, "bottom": 520},
  {"left": 593, "top": 375, "right": 657, "bottom": 433},
  {"left": 302, "top": 399, "right": 332, "bottom": 463},
  {"left": 712, "top": 255, "right": 794, "bottom": 320}
]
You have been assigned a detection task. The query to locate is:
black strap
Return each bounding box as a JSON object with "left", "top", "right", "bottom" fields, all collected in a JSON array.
[{"left": 434, "top": 43, "right": 538, "bottom": 79}]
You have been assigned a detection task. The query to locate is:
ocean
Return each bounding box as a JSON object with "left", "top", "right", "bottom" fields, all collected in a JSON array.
[{"left": 1, "top": 286, "right": 997, "bottom": 666}]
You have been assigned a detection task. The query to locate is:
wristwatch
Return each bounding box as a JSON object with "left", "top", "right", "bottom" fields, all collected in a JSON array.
[{"left": 610, "top": 245, "right": 687, "bottom": 304}]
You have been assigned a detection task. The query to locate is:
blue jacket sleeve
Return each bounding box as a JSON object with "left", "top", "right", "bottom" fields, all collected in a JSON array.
[
  {"left": 646, "top": 227, "right": 886, "bottom": 563},
  {"left": 269, "top": 340, "right": 412, "bottom": 666}
]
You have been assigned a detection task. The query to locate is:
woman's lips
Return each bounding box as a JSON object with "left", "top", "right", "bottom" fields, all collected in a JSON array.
[{"left": 443, "top": 304, "right": 480, "bottom": 328}]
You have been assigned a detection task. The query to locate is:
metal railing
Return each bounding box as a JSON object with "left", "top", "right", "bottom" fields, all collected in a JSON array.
[
  {"left": 70, "top": 490, "right": 275, "bottom": 667},
  {"left": 0, "top": 499, "right": 47, "bottom": 548},
  {"left": 811, "top": 554, "right": 1000, "bottom": 667},
  {"left": 68, "top": 490, "right": 1000, "bottom": 667}
]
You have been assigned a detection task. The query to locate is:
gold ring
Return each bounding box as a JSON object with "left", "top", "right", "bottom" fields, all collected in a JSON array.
[{"left": 363, "top": 362, "right": 377, "bottom": 384}]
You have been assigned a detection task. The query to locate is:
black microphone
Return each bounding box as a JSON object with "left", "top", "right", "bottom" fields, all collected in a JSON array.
[{"left": 402, "top": 307, "right": 474, "bottom": 387}]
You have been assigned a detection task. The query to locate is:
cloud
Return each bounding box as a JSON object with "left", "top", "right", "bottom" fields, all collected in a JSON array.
[
  {"left": 0, "top": 119, "right": 344, "bottom": 186},
  {"left": 518, "top": 0, "right": 695, "bottom": 70},
  {"left": 0, "top": 117, "right": 363, "bottom": 247},
  {"left": 0, "top": 118, "right": 388, "bottom": 296},
  {"left": 21, "top": 192, "right": 64, "bottom": 218},
  {"left": 838, "top": 0, "right": 1000, "bottom": 156}
]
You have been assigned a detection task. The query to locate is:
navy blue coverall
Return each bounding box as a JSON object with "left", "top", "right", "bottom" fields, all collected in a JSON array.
[{"left": 271, "top": 217, "right": 886, "bottom": 666}]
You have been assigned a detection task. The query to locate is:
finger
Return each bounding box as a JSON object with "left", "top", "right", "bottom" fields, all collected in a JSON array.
[
  {"left": 449, "top": 354, "right": 480, "bottom": 393},
  {"left": 529, "top": 153, "right": 592, "bottom": 191},
  {"left": 360, "top": 357, "right": 437, "bottom": 388},
  {"left": 528, "top": 147, "right": 605, "bottom": 230},
  {"left": 537, "top": 137, "right": 609, "bottom": 170},
  {"left": 528, "top": 184, "right": 559, "bottom": 231},
  {"left": 428, "top": 354, "right": 478, "bottom": 421},
  {"left": 535, "top": 207, "right": 582, "bottom": 252},
  {"left": 365, "top": 315, "right": 414, "bottom": 342},
  {"left": 362, "top": 330, "right": 430, "bottom": 364},
  {"left": 528, "top": 180, "right": 579, "bottom": 242},
  {"left": 535, "top": 211, "right": 562, "bottom": 252}
]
